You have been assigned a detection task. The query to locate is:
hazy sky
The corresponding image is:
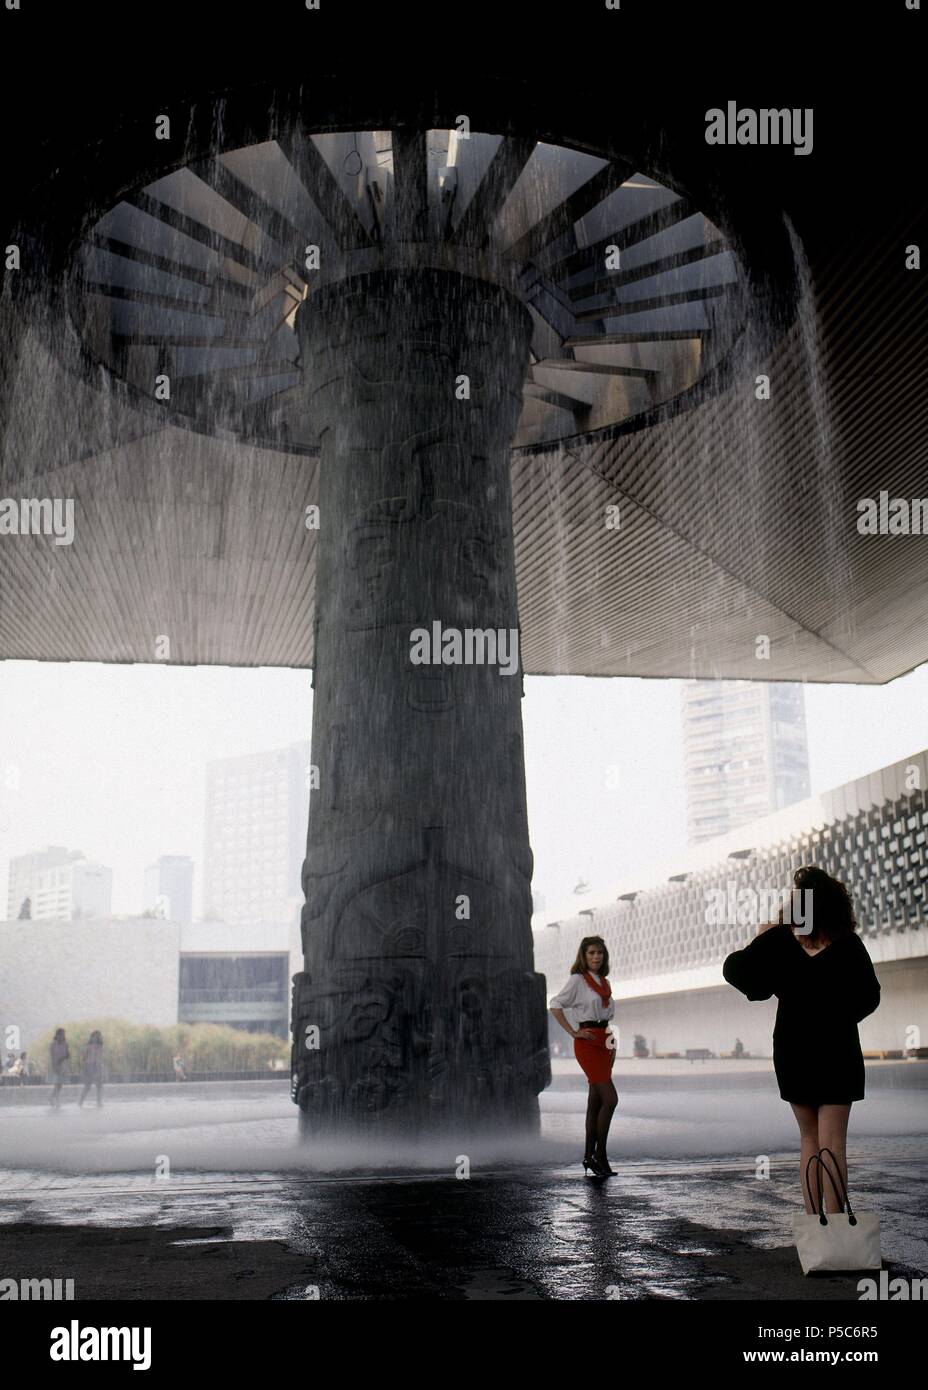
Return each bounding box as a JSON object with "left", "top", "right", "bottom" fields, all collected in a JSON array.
[{"left": 2, "top": 659, "right": 928, "bottom": 920}]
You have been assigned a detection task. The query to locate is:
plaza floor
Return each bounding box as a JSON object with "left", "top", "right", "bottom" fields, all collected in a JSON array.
[{"left": 0, "top": 1063, "right": 925, "bottom": 1300}]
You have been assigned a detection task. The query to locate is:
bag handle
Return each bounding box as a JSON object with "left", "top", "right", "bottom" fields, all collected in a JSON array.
[
  {"left": 817, "top": 1146, "right": 857, "bottom": 1226},
  {"left": 803, "top": 1151, "right": 857, "bottom": 1227},
  {"left": 803, "top": 1153, "right": 828, "bottom": 1225},
  {"left": 803, "top": 1154, "right": 838, "bottom": 1226}
]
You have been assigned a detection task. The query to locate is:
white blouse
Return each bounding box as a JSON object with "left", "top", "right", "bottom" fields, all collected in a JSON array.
[{"left": 548, "top": 972, "right": 615, "bottom": 1026}]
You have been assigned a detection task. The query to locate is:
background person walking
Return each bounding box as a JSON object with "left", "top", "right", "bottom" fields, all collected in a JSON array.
[
  {"left": 49, "top": 1027, "right": 70, "bottom": 1107},
  {"left": 78, "top": 1030, "right": 104, "bottom": 1107}
]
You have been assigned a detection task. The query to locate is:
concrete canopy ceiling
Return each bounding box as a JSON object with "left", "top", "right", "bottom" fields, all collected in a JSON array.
[{"left": 1, "top": 68, "right": 925, "bottom": 685}]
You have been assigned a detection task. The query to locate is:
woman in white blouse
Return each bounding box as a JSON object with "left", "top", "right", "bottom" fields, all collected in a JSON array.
[{"left": 548, "top": 936, "right": 617, "bottom": 1177}]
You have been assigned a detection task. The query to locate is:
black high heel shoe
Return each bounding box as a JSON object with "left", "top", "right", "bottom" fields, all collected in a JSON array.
[
  {"left": 582, "top": 1153, "right": 596, "bottom": 1175},
  {"left": 589, "top": 1155, "right": 616, "bottom": 1177}
]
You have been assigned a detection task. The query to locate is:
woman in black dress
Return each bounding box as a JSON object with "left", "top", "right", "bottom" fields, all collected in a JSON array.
[{"left": 722, "top": 865, "right": 880, "bottom": 1214}]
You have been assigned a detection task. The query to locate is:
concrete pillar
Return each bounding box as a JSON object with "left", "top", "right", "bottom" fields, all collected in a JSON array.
[
  {"left": 290, "top": 267, "right": 551, "bottom": 1134},
  {"left": 0, "top": 290, "right": 29, "bottom": 475}
]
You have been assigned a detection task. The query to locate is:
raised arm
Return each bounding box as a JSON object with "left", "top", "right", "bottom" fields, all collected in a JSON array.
[
  {"left": 843, "top": 932, "right": 881, "bottom": 1022},
  {"left": 722, "top": 926, "right": 783, "bottom": 1001}
]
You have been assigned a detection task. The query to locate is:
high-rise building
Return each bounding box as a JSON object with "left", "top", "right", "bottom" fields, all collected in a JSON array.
[
  {"left": 204, "top": 742, "right": 311, "bottom": 926},
  {"left": 144, "top": 854, "right": 194, "bottom": 924},
  {"left": 67, "top": 861, "right": 114, "bottom": 920},
  {"left": 7, "top": 845, "right": 77, "bottom": 922},
  {"left": 681, "top": 680, "right": 811, "bottom": 844},
  {"left": 6, "top": 847, "right": 113, "bottom": 921}
]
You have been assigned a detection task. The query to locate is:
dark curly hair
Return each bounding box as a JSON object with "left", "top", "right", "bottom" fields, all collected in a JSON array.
[
  {"left": 777, "top": 864, "right": 857, "bottom": 944},
  {"left": 569, "top": 935, "right": 611, "bottom": 976}
]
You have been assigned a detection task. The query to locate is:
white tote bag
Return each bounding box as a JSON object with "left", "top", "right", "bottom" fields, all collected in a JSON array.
[{"left": 792, "top": 1148, "right": 881, "bottom": 1274}]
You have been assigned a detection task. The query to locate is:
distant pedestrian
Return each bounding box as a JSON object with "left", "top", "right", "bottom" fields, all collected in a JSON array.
[
  {"left": 78, "top": 1030, "right": 104, "bottom": 1108},
  {"left": 723, "top": 865, "right": 880, "bottom": 1215},
  {"left": 9, "top": 1052, "right": 29, "bottom": 1085},
  {"left": 49, "top": 1028, "right": 70, "bottom": 1107},
  {"left": 173, "top": 1053, "right": 187, "bottom": 1082}
]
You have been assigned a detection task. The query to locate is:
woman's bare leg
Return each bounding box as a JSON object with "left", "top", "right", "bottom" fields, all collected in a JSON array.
[
  {"left": 584, "top": 1085, "right": 601, "bottom": 1161},
  {"left": 817, "top": 1104, "right": 852, "bottom": 1214},
  {"left": 592, "top": 1079, "right": 618, "bottom": 1162},
  {"left": 790, "top": 1101, "right": 820, "bottom": 1213}
]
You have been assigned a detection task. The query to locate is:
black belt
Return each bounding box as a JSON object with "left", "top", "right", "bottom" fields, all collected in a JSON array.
[{"left": 578, "top": 1020, "right": 608, "bottom": 1029}]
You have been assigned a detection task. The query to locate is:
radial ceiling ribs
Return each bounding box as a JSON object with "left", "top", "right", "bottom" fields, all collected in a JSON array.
[
  {"left": 125, "top": 172, "right": 279, "bottom": 280},
  {"left": 452, "top": 136, "right": 537, "bottom": 247},
  {"left": 190, "top": 155, "right": 307, "bottom": 268},
  {"left": 390, "top": 129, "right": 429, "bottom": 243},
  {"left": 498, "top": 166, "right": 740, "bottom": 444},
  {"left": 70, "top": 131, "right": 745, "bottom": 453},
  {"left": 502, "top": 155, "right": 637, "bottom": 266},
  {"left": 275, "top": 130, "right": 375, "bottom": 253}
]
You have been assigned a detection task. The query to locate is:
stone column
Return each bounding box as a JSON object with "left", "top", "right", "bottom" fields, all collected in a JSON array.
[
  {"left": 0, "top": 290, "right": 29, "bottom": 475},
  {"left": 290, "top": 267, "right": 551, "bottom": 1135}
]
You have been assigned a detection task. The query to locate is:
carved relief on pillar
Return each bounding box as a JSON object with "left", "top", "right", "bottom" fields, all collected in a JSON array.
[
  {"left": 292, "top": 827, "right": 548, "bottom": 1127},
  {"left": 345, "top": 488, "right": 507, "bottom": 637},
  {"left": 291, "top": 962, "right": 551, "bottom": 1129},
  {"left": 301, "top": 827, "right": 532, "bottom": 962},
  {"left": 297, "top": 270, "right": 532, "bottom": 427},
  {"left": 291, "top": 962, "right": 431, "bottom": 1122}
]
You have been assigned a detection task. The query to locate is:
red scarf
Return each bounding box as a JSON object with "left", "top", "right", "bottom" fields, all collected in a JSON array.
[{"left": 582, "top": 970, "right": 611, "bottom": 1002}]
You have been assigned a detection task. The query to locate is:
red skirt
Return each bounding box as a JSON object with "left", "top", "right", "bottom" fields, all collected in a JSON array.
[{"left": 574, "top": 1027, "right": 615, "bottom": 1084}]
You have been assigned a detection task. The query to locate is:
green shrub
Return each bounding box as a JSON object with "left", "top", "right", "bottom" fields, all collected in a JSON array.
[{"left": 31, "top": 1018, "right": 289, "bottom": 1075}]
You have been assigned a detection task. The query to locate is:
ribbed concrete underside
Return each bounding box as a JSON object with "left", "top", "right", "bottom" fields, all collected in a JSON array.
[{"left": 1, "top": 212, "right": 925, "bottom": 683}]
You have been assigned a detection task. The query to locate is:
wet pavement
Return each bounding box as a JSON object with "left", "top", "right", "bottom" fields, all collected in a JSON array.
[
  {"left": 0, "top": 1158, "right": 925, "bottom": 1300},
  {"left": 0, "top": 1067, "right": 925, "bottom": 1300}
]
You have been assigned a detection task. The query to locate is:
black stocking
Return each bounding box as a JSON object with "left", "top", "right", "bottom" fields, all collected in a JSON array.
[
  {"left": 584, "top": 1087, "right": 601, "bottom": 1160},
  {"left": 593, "top": 1080, "right": 618, "bottom": 1160}
]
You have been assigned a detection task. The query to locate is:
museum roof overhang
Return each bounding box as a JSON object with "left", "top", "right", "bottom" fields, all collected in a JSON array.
[{"left": 1, "top": 79, "right": 926, "bottom": 684}]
